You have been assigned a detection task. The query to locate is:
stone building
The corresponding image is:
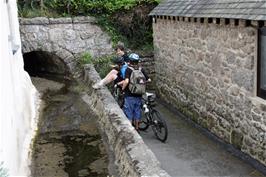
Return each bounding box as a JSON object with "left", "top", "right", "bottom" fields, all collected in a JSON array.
[{"left": 150, "top": 0, "right": 266, "bottom": 166}]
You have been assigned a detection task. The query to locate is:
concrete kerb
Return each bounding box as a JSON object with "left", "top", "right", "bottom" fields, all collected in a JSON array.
[{"left": 82, "top": 64, "right": 170, "bottom": 177}]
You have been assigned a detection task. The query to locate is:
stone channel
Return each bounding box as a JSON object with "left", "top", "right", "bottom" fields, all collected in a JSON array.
[{"left": 30, "top": 77, "right": 114, "bottom": 177}]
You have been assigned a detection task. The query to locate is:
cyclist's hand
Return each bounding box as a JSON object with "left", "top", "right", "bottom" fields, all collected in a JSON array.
[{"left": 117, "top": 81, "right": 124, "bottom": 86}]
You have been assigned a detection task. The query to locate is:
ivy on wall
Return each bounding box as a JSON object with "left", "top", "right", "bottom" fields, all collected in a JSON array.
[
  {"left": 18, "top": 0, "right": 160, "bottom": 51},
  {"left": 18, "top": 0, "right": 159, "bottom": 16}
]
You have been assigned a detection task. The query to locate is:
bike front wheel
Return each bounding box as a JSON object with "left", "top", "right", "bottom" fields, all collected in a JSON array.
[
  {"left": 112, "top": 86, "right": 124, "bottom": 108},
  {"left": 151, "top": 110, "right": 168, "bottom": 142}
]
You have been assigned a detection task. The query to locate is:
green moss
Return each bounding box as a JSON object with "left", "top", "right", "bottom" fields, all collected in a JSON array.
[
  {"left": 207, "top": 115, "right": 216, "bottom": 128},
  {"left": 231, "top": 130, "right": 243, "bottom": 150}
]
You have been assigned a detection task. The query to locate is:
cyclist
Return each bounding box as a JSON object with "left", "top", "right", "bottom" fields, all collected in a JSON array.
[
  {"left": 122, "top": 53, "right": 151, "bottom": 131},
  {"left": 92, "top": 44, "right": 128, "bottom": 89}
]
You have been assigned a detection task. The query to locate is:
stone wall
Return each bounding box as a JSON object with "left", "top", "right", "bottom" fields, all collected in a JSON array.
[
  {"left": 19, "top": 16, "right": 113, "bottom": 77},
  {"left": 153, "top": 18, "right": 266, "bottom": 166},
  {"left": 82, "top": 64, "right": 169, "bottom": 177},
  {"left": 140, "top": 55, "right": 156, "bottom": 90}
]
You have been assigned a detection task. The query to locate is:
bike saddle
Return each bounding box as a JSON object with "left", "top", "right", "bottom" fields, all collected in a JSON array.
[
  {"left": 145, "top": 92, "right": 155, "bottom": 97},
  {"left": 143, "top": 92, "right": 156, "bottom": 102}
]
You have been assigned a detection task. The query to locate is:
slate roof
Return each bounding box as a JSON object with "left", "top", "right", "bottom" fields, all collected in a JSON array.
[{"left": 149, "top": 0, "right": 266, "bottom": 21}]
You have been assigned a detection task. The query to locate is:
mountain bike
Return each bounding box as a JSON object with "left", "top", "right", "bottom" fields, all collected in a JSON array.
[
  {"left": 139, "top": 92, "right": 168, "bottom": 142},
  {"left": 112, "top": 84, "right": 124, "bottom": 108}
]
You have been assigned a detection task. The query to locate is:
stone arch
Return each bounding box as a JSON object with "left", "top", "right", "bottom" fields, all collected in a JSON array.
[
  {"left": 20, "top": 16, "right": 113, "bottom": 76},
  {"left": 23, "top": 50, "right": 71, "bottom": 78}
]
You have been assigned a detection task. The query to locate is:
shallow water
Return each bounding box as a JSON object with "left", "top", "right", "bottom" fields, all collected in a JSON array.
[{"left": 31, "top": 78, "right": 109, "bottom": 177}]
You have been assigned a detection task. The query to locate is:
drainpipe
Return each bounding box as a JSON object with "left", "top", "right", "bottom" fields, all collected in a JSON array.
[{"left": 7, "top": 0, "right": 20, "bottom": 55}]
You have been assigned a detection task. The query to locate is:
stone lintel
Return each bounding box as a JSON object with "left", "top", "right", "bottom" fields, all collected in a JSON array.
[
  {"left": 73, "top": 16, "right": 96, "bottom": 24},
  {"left": 49, "top": 17, "right": 72, "bottom": 24},
  {"left": 19, "top": 17, "right": 49, "bottom": 25},
  {"left": 20, "top": 16, "right": 97, "bottom": 25}
]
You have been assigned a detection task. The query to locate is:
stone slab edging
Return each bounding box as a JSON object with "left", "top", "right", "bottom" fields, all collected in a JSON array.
[
  {"left": 82, "top": 64, "right": 170, "bottom": 177},
  {"left": 19, "top": 16, "right": 96, "bottom": 25}
]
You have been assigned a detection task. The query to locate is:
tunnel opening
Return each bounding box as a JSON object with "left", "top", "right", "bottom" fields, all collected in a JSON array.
[{"left": 23, "top": 51, "right": 70, "bottom": 80}]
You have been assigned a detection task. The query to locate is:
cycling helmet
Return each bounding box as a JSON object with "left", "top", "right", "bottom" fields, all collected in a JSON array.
[
  {"left": 112, "top": 56, "right": 124, "bottom": 64},
  {"left": 128, "top": 53, "right": 140, "bottom": 61}
]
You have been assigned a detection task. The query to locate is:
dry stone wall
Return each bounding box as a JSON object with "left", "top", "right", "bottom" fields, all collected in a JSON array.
[{"left": 153, "top": 18, "right": 266, "bottom": 166}]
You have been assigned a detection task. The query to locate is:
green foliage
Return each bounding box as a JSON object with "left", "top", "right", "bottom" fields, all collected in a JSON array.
[
  {"left": 0, "top": 162, "right": 9, "bottom": 177},
  {"left": 93, "top": 55, "right": 114, "bottom": 78},
  {"left": 42, "top": 0, "right": 159, "bottom": 16},
  {"left": 96, "top": 15, "right": 127, "bottom": 47},
  {"left": 18, "top": 0, "right": 160, "bottom": 17},
  {"left": 18, "top": 0, "right": 160, "bottom": 51},
  {"left": 79, "top": 52, "right": 113, "bottom": 78},
  {"left": 80, "top": 52, "right": 93, "bottom": 65}
]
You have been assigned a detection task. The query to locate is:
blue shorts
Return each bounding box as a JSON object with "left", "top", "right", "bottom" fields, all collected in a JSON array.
[{"left": 123, "top": 96, "right": 142, "bottom": 121}]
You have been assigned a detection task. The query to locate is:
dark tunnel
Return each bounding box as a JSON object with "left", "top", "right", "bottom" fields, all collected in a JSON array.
[{"left": 23, "top": 51, "right": 69, "bottom": 79}]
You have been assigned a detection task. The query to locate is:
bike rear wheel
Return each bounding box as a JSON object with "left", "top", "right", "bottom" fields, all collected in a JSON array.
[
  {"left": 139, "top": 112, "right": 150, "bottom": 131},
  {"left": 151, "top": 110, "right": 168, "bottom": 142}
]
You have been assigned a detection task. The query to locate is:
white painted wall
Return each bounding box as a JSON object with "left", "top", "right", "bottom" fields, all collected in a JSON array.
[{"left": 0, "top": 0, "right": 39, "bottom": 176}]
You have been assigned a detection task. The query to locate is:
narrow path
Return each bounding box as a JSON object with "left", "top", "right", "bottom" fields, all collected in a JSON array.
[{"left": 141, "top": 103, "right": 265, "bottom": 177}]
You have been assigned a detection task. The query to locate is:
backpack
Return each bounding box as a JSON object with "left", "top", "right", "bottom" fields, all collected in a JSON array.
[{"left": 128, "top": 66, "right": 146, "bottom": 95}]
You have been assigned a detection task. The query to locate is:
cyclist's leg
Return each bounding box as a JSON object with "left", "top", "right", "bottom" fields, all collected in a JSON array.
[
  {"left": 93, "top": 69, "right": 118, "bottom": 89},
  {"left": 123, "top": 96, "right": 134, "bottom": 122},
  {"left": 133, "top": 97, "right": 142, "bottom": 130}
]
